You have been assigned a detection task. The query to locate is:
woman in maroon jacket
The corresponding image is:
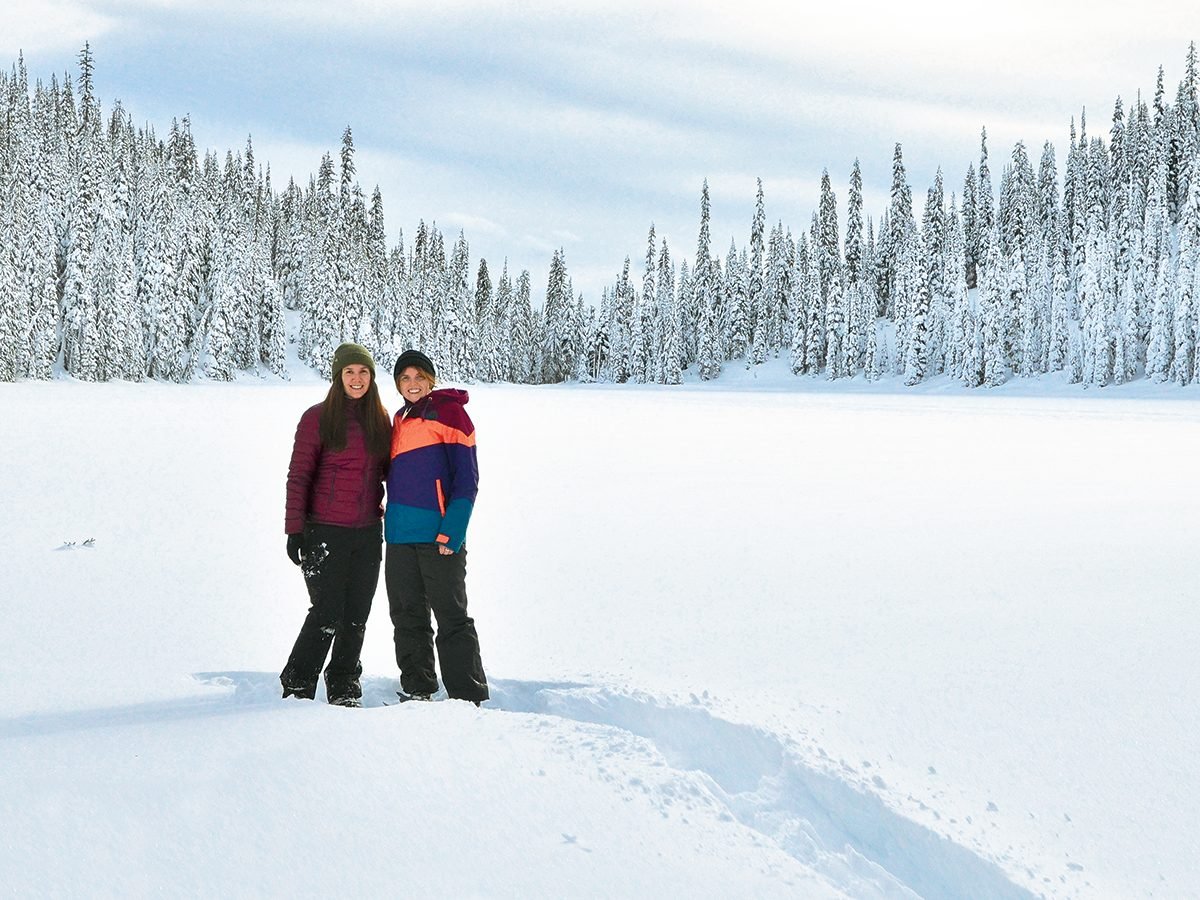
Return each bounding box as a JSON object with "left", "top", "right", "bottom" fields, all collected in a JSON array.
[{"left": 280, "top": 343, "right": 391, "bottom": 706}]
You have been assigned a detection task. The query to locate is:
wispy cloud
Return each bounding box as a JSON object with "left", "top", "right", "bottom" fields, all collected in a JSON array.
[
  {"left": 0, "top": 1, "right": 117, "bottom": 57},
  {"left": 4, "top": 0, "right": 1192, "bottom": 301}
]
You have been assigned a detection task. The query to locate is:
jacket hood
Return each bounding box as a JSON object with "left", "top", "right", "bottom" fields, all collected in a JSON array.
[
  {"left": 405, "top": 387, "right": 469, "bottom": 411},
  {"left": 432, "top": 388, "right": 469, "bottom": 405}
]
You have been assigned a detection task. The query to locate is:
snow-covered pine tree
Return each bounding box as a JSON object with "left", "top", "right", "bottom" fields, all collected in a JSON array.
[
  {"left": 1047, "top": 229, "right": 1071, "bottom": 374},
  {"left": 1172, "top": 156, "right": 1200, "bottom": 383},
  {"left": 675, "top": 258, "right": 691, "bottom": 376},
  {"left": 863, "top": 308, "right": 881, "bottom": 381},
  {"left": 1065, "top": 117, "right": 1089, "bottom": 292},
  {"left": 25, "top": 201, "right": 60, "bottom": 380},
  {"left": 977, "top": 128, "right": 996, "bottom": 293},
  {"left": 804, "top": 214, "right": 825, "bottom": 374},
  {"left": 656, "top": 239, "right": 681, "bottom": 384},
  {"left": 254, "top": 251, "right": 288, "bottom": 378},
  {"left": 511, "top": 268, "right": 535, "bottom": 383},
  {"left": 960, "top": 295, "right": 984, "bottom": 388},
  {"left": 1020, "top": 229, "right": 1051, "bottom": 378},
  {"left": 445, "top": 231, "right": 476, "bottom": 381},
  {"left": 695, "top": 286, "right": 721, "bottom": 381},
  {"left": 724, "top": 239, "right": 748, "bottom": 362},
  {"left": 0, "top": 199, "right": 25, "bottom": 381},
  {"left": 790, "top": 239, "right": 815, "bottom": 375},
  {"left": 903, "top": 229, "right": 931, "bottom": 386},
  {"left": 1113, "top": 249, "right": 1138, "bottom": 384},
  {"left": 1079, "top": 209, "right": 1115, "bottom": 386},
  {"left": 377, "top": 232, "right": 410, "bottom": 370},
  {"left": 922, "top": 169, "right": 947, "bottom": 301},
  {"left": 474, "top": 258, "right": 495, "bottom": 381},
  {"left": 979, "top": 228, "right": 1008, "bottom": 386},
  {"left": 845, "top": 159, "right": 865, "bottom": 287},
  {"left": 276, "top": 178, "right": 304, "bottom": 310},
  {"left": 873, "top": 210, "right": 890, "bottom": 313},
  {"left": 1146, "top": 249, "right": 1176, "bottom": 381},
  {"left": 747, "top": 179, "right": 767, "bottom": 367},
  {"left": 345, "top": 185, "right": 377, "bottom": 354},
  {"left": 361, "top": 185, "right": 389, "bottom": 365},
  {"left": 1037, "top": 142, "right": 1061, "bottom": 249},
  {"left": 424, "top": 225, "right": 451, "bottom": 366},
  {"left": 540, "top": 248, "right": 574, "bottom": 383},
  {"left": 1002, "top": 141, "right": 1037, "bottom": 372},
  {"left": 1109, "top": 97, "right": 1127, "bottom": 208},
  {"left": 824, "top": 263, "right": 848, "bottom": 379},
  {"left": 61, "top": 131, "right": 102, "bottom": 381},
  {"left": 610, "top": 257, "right": 636, "bottom": 382},
  {"left": 489, "top": 261, "right": 513, "bottom": 381},
  {"left": 923, "top": 178, "right": 952, "bottom": 376},
  {"left": 882, "top": 143, "right": 913, "bottom": 318},
  {"left": 962, "top": 162, "right": 979, "bottom": 290},
  {"left": 135, "top": 155, "right": 175, "bottom": 378},
  {"left": 943, "top": 199, "right": 969, "bottom": 378},
  {"left": 693, "top": 181, "right": 721, "bottom": 380},
  {"left": 890, "top": 219, "right": 916, "bottom": 376},
  {"left": 93, "top": 180, "right": 143, "bottom": 381},
  {"left": 766, "top": 222, "right": 793, "bottom": 357},
  {"left": 806, "top": 174, "right": 834, "bottom": 356},
  {"left": 632, "top": 226, "right": 656, "bottom": 382},
  {"left": 1170, "top": 44, "right": 1199, "bottom": 223},
  {"left": 789, "top": 235, "right": 809, "bottom": 372},
  {"left": 576, "top": 294, "right": 601, "bottom": 383}
]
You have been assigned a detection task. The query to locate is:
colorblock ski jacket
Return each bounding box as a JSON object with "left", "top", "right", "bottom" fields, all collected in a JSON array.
[
  {"left": 384, "top": 389, "right": 478, "bottom": 552},
  {"left": 284, "top": 400, "right": 388, "bottom": 534}
]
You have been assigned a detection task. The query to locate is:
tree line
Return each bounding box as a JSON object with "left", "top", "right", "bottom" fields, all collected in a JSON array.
[{"left": 1, "top": 44, "right": 1198, "bottom": 387}]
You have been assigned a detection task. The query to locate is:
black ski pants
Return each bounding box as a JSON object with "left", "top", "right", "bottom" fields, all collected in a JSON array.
[
  {"left": 281, "top": 522, "right": 381, "bottom": 702},
  {"left": 385, "top": 542, "right": 488, "bottom": 702}
]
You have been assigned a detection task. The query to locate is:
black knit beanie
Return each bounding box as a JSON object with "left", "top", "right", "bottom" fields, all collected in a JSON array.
[
  {"left": 393, "top": 349, "right": 437, "bottom": 380},
  {"left": 331, "top": 342, "right": 376, "bottom": 380}
]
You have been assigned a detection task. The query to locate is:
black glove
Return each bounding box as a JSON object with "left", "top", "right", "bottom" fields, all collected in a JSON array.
[{"left": 286, "top": 533, "right": 305, "bottom": 566}]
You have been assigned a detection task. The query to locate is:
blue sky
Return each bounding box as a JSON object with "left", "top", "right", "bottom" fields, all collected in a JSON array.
[{"left": 1, "top": 1, "right": 1194, "bottom": 303}]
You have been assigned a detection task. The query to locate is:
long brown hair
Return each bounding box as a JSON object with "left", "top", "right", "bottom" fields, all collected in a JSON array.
[{"left": 319, "top": 378, "right": 391, "bottom": 457}]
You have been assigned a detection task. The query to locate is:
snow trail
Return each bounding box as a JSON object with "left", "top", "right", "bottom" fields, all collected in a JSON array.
[
  {"left": 488, "top": 679, "right": 1035, "bottom": 900},
  {"left": 75, "top": 673, "right": 1043, "bottom": 899}
]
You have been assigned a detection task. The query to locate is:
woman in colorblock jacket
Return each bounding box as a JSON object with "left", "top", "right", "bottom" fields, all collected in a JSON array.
[
  {"left": 385, "top": 349, "right": 489, "bottom": 704},
  {"left": 280, "top": 342, "right": 391, "bottom": 707}
]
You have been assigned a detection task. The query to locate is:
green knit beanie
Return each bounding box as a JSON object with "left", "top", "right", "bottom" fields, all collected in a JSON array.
[{"left": 331, "top": 342, "right": 376, "bottom": 381}]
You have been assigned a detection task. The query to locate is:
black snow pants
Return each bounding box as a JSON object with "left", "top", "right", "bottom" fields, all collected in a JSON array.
[
  {"left": 385, "top": 542, "right": 488, "bottom": 702},
  {"left": 281, "top": 522, "right": 381, "bottom": 703}
]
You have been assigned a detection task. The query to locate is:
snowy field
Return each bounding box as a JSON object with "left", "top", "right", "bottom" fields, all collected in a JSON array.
[{"left": 2, "top": 365, "right": 1198, "bottom": 898}]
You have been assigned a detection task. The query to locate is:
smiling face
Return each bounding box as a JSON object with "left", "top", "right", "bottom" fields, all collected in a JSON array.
[
  {"left": 397, "top": 365, "right": 434, "bottom": 404},
  {"left": 341, "top": 364, "right": 372, "bottom": 400}
]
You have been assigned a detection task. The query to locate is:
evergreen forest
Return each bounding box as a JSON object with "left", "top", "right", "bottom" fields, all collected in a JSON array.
[{"left": 1, "top": 45, "right": 1199, "bottom": 388}]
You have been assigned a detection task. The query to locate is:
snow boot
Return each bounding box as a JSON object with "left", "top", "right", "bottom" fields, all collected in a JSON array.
[
  {"left": 396, "top": 690, "right": 433, "bottom": 703},
  {"left": 281, "top": 672, "right": 317, "bottom": 700}
]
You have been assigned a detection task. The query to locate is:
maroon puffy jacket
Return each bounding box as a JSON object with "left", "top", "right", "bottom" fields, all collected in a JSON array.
[{"left": 284, "top": 400, "right": 389, "bottom": 534}]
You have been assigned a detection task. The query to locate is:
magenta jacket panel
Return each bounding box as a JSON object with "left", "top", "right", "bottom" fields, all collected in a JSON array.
[{"left": 284, "top": 401, "right": 388, "bottom": 534}]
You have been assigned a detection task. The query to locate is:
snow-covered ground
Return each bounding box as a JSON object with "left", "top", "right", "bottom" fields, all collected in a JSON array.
[{"left": 2, "top": 364, "right": 1198, "bottom": 898}]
